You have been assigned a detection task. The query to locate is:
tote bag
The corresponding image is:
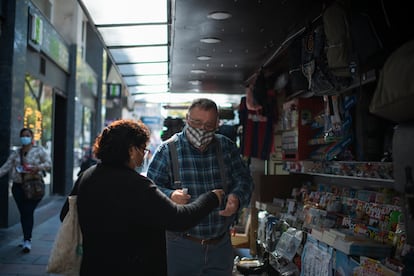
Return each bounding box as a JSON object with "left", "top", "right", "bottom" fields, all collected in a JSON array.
[{"left": 46, "top": 195, "right": 83, "bottom": 275}]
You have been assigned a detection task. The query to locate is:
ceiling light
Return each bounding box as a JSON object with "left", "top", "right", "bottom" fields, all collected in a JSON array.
[
  {"left": 190, "top": 69, "right": 206, "bottom": 74},
  {"left": 207, "top": 11, "right": 232, "bottom": 20},
  {"left": 197, "top": 56, "right": 212, "bottom": 61},
  {"left": 189, "top": 80, "right": 201, "bottom": 85},
  {"left": 220, "top": 103, "right": 233, "bottom": 108},
  {"left": 200, "top": 37, "right": 221, "bottom": 44}
]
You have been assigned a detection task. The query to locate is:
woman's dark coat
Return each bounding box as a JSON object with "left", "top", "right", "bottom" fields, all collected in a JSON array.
[{"left": 60, "top": 163, "right": 219, "bottom": 276}]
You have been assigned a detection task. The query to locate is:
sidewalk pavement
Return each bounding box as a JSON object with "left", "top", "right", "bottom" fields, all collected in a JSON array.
[{"left": 0, "top": 195, "right": 66, "bottom": 276}]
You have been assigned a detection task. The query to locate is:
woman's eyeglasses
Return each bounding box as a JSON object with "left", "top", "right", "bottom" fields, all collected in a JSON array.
[
  {"left": 142, "top": 148, "right": 150, "bottom": 155},
  {"left": 136, "top": 146, "right": 150, "bottom": 155}
]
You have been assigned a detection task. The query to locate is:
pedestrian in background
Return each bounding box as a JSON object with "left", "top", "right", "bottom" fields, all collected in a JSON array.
[
  {"left": 60, "top": 119, "right": 224, "bottom": 275},
  {"left": 77, "top": 148, "right": 97, "bottom": 176},
  {"left": 0, "top": 128, "right": 51, "bottom": 253},
  {"left": 147, "top": 98, "right": 254, "bottom": 276}
]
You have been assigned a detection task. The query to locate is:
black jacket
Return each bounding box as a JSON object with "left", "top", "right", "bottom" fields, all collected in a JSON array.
[{"left": 60, "top": 163, "right": 219, "bottom": 276}]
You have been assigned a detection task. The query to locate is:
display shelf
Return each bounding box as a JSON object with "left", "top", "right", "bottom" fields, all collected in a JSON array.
[
  {"left": 254, "top": 174, "right": 404, "bottom": 274},
  {"left": 282, "top": 160, "right": 394, "bottom": 189},
  {"left": 299, "top": 173, "right": 395, "bottom": 190}
]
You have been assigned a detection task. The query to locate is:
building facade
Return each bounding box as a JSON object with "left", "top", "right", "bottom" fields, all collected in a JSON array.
[{"left": 0, "top": 0, "right": 126, "bottom": 227}]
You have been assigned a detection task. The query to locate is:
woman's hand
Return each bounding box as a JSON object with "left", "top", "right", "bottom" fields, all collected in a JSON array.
[{"left": 212, "top": 189, "right": 225, "bottom": 206}]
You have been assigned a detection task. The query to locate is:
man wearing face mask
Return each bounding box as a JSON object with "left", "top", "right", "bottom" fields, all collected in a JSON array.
[{"left": 147, "top": 98, "right": 254, "bottom": 276}]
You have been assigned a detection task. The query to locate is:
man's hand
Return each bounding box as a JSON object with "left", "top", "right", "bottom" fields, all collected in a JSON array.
[
  {"left": 219, "top": 194, "right": 239, "bottom": 217},
  {"left": 171, "top": 189, "right": 191, "bottom": 204}
]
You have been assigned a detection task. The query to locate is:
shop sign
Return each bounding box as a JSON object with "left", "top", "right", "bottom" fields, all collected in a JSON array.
[
  {"left": 107, "top": 84, "right": 122, "bottom": 99},
  {"left": 28, "top": 6, "right": 70, "bottom": 72}
]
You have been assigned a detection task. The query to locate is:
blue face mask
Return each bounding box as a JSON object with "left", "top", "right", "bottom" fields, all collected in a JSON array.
[{"left": 20, "top": 137, "right": 32, "bottom": 145}]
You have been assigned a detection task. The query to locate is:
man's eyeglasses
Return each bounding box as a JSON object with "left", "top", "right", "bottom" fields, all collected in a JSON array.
[{"left": 187, "top": 116, "right": 217, "bottom": 131}]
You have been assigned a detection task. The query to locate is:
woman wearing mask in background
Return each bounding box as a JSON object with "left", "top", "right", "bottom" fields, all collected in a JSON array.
[
  {"left": 60, "top": 119, "right": 225, "bottom": 276},
  {"left": 0, "top": 128, "right": 52, "bottom": 253}
]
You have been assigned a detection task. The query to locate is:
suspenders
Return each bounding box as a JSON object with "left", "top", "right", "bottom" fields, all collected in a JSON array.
[{"left": 167, "top": 134, "right": 181, "bottom": 187}]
